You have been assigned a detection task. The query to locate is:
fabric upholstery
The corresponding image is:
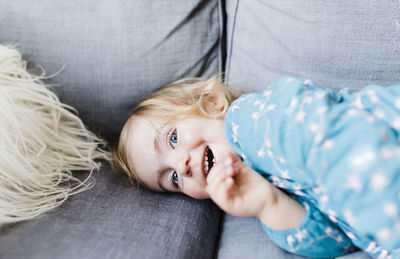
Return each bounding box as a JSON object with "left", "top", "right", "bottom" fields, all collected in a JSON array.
[
  {"left": 0, "top": 0, "right": 222, "bottom": 142},
  {"left": 0, "top": 165, "right": 222, "bottom": 259},
  {"left": 0, "top": 1, "right": 223, "bottom": 258},
  {"left": 225, "top": 0, "right": 400, "bottom": 93},
  {"left": 221, "top": 0, "right": 397, "bottom": 257}
]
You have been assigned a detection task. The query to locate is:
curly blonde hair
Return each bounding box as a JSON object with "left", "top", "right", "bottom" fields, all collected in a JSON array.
[{"left": 112, "top": 75, "right": 243, "bottom": 186}]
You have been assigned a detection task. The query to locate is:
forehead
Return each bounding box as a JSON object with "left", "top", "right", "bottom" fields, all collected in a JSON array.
[{"left": 126, "top": 116, "right": 162, "bottom": 191}]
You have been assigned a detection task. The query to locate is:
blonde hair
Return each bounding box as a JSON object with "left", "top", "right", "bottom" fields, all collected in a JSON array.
[
  {"left": 0, "top": 44, "right": 110, "bottom": 224},
  {"left": 112, "top": 75, "right": 243, "bottom": 186}
]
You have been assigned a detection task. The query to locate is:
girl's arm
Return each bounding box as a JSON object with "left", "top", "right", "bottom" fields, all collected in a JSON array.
[{"left": 206, "top": 152, "right": 356, "bottom": 258}]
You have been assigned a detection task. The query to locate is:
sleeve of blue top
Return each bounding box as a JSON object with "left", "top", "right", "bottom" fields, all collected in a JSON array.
[
  {"left": 261, "top": 199, "right": 355, "bottom": 258},
  {"left": 223, "top": 77, "right": 358, "bottom": 258}
]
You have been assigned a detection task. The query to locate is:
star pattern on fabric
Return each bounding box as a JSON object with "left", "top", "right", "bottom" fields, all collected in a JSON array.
[
  {"left": 226, "top": 77, "right": 400, "bottom": 258},
  {"left": 352, "top": 95, "right": 364, "bottom": 109},
  {"left": 229, "top": 103, "right": 240, "bottom": 113},
  {"left": 343, "top": 209, "right": 357, "bottom": 225},
  {"left": 346, "top": 174, "right": 362, "bottom": 191},
  {"left": 383, "top": 202, "right": 398, "bottom": 218},
  {"left": 296, "top": 111, "right": 307, "bottom": 122},
  {"left": 370, "top": 171, "right": 389, "bottom": 192},
  {"left": 231, "top": 122, "right": 239, "bottom": 143},
  {"left": 395, "top": 98, "right": 400, "bottom": 110}
]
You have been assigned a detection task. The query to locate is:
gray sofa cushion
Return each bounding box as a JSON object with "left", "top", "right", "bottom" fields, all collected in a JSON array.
[
  {"left": 0, "top": 0, "right": 223, "bottom": 142},
  {"left": 0, "top": 165, "right": 222, "bottom": 259},
  {"left": 225, "top": 0, "right": 400, "bottom": 92},
  {"left": 0, "top": 0, "right": 224, "bottom": 258},
  {"left": 222, "top": 0, "right": 397, "bottom": 258}
]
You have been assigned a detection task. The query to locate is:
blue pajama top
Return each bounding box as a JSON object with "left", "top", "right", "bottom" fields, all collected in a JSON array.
[{"left": 224, "top": 76, "right": 400, "bottom": 259}]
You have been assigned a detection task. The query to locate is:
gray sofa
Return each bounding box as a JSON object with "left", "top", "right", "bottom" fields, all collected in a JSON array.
[{"left": 0, "top": 1, "right": 399, "bottom": 258}]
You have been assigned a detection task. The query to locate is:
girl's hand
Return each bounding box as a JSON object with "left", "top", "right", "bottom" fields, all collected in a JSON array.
[{"left": 206, "top": 152, "right": 276, "bottom": 218}]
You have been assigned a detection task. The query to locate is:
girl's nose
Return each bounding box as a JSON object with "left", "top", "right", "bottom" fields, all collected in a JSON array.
[{"left": 178, "top": 153, "right": 191, "bottom": 177}]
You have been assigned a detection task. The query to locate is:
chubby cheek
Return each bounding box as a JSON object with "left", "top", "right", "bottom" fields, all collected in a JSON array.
[{"left": 182, "top": 182, "right": 209, "bottom": 199}]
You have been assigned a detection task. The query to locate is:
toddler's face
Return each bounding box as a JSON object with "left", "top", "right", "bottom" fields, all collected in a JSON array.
[{"left": 126, "top": 115, "right": 234, "bottom": 199}]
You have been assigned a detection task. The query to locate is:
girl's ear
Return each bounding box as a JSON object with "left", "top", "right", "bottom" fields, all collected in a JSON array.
[{"left": 202, "top": 90, "right": 226, "bottom": 114}]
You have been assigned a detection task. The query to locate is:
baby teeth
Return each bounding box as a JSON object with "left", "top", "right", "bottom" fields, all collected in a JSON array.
[{"left": 204, "top": 157, "right": 209, "bottom": 173}]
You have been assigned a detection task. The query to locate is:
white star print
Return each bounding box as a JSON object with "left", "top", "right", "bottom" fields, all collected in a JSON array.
[
  {"left": 325, "top": 227, "right": 333, "bottom": 235},
  {"left": 309, "top": 123, "right": 319, "bottom": 133},
  {"left": 263, "top": 90, "right": 272, "bottom": 98},
  {"left": 232, "top": 122, "right": 239, "bottom": 135},
  {"left": 374, "top": 109, "right": 386, "bottom": 119},
  {"left": 392, "top": 117, "right": 400, "bottom": 130},
  {"left": 296, "top": 111, "right": 307, "bottom": 122},
  {"left": 312, "top": 186, "right": 325, "bottom": 195},
  {"left": 257, "top": 149, "right": 266, "bottom": 158},
  {"left": 264, "top": 139, "right": 272, "bottom": 149},
  {"left": 229, "top": 103, "right": 240, "bottom": 112},
  {"left": 287, "top": 234, "right": 295, "bottom": 248},
  {"left": 280, "top": 170, "right": 290, "bottom": 179},
  {"left": 293, "top": 185, "right": 304, "bottom": 196},
  {"left": 370, "top": 171, "right": 389, "bottom": 192},
  {"left": 377, "top": 228, "right": 391, "bottom": 242},
  {"left": 314, "top": 133, "right": 324, "bottom": 144},
  {"left": 351, "top": 149, "right": 375, "bottom": 169},
  {"left": 320, "top": 195, "right": 329, "bottom": 204},
  {"left": 266, "top": 104, "right": 276, "bottom": 111},
  {"left": 378, "top": 250, "right": 389, "bottom": 259},
  {"left": 315, "top": 91, "right": 326, "bottom": 99},
  {"left": 317, "top": 106, "right": 328, "bottom": 115},
  {"left": 294, "top": 229, "right": 307, "bottom": 242},
  {"left": 231, "top": 122, "right": 239, "bottom": 143},
  {"left": 343, "top": 209, "right": 357, "bottom": 225},
  {"left": 346, "top": 232, "right": 357, "bottom": 240},
  {"left": 327, "top": 210, "right": 338, "bottom": 223},
  {"left": 322, "top": 139, "right": 334, "bottom": 149},
  {"left": 232, "top": 134, "right": 238, "bottom": 143},
  {"left": 346, "top": 109, "right": 359, "bottom": 117},
  {"left": 367, "top": 115, "right": 376, "bottom": 123},
  {"left": 352, "top": 95, "right": 363, "bottom": 109},
  {"left": 395, "top": 98, "right": 400, "bottom": 110},
  {"left": 303, "top": 96, "right": 313, "bottom": 104},
  {"left": 346, "top": 174, "right": 362, "bottom": 191},
  {"left": 366, "top": 90, "right": 379, "bottom": 103},
  {"left": 395, "top": 220, "right": 400, "bottom": 231},
  {"left": 384, "top": 202, "right": 398, "bottom": 218},
  {"left": 365, "top": 242, "right": 378, "bottom": 253},
  {"left": 252, "top": 112, "right": 261, "bottom": 120}
]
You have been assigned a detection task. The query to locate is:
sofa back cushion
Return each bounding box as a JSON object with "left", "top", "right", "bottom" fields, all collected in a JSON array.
[
  {"left": 225, "top": 0, "right": 400, "bottom": 92},
  {"left": 0, "top": 0, "right": 223, "bottom": 142}
]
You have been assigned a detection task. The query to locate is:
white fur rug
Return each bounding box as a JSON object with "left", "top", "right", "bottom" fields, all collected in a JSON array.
[{"left": 0, "top": 44, "right": 110, "bottom": 224}]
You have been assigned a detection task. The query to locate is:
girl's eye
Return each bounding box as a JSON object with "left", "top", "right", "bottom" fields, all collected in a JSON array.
[
  {"left": 170, "top": 171, "right": 179, "bottom": 189},
  {"left": 169, "top": 129, "right": 178, "bottom": 148}
]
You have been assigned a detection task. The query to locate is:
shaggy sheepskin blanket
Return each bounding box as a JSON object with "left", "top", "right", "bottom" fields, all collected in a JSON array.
[{"left": 0, "top": 44, "right": 109, "bottom": 224}]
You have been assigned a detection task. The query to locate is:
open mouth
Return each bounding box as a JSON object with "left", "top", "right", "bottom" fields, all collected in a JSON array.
[{"left": 204, "top": 146, "right": 215, "bottom": 176}]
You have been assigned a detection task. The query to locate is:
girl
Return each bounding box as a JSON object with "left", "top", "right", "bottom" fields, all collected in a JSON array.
[{"left": 113, "top": 75, "right": 400, "bottom": 258}]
